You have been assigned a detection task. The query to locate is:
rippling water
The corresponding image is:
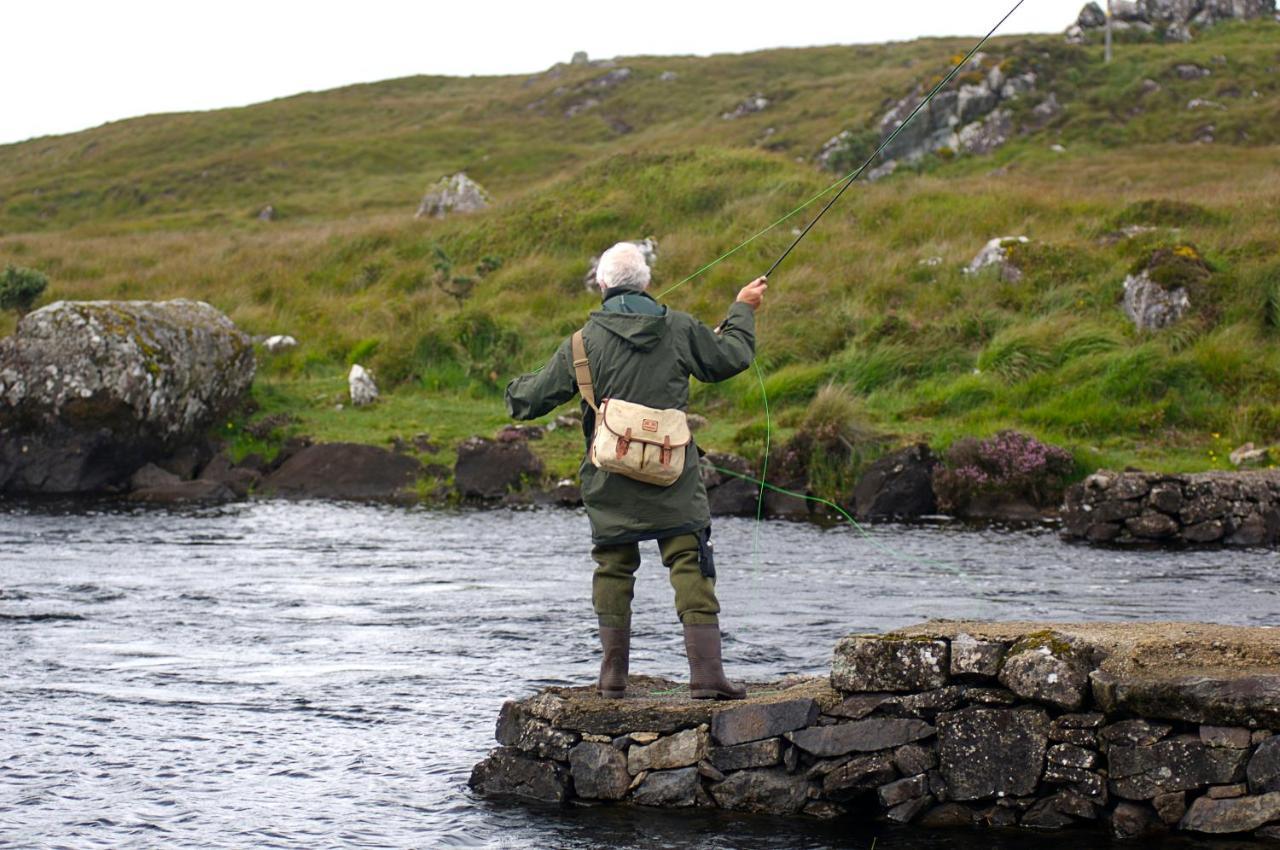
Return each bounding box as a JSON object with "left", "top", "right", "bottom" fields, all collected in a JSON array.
[{"left": 1, "top": 501, "right": 1277, "bottom": 849}]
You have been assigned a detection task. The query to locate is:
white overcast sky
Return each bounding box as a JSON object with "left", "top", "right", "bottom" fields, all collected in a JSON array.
[{"left": 1, "top": 0, "right": 1084, "bottom": 145}]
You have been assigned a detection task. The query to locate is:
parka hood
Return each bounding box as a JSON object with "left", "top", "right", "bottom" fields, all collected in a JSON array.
[{"left": 587, "top": 310, "right": 669, "bottom": 353}]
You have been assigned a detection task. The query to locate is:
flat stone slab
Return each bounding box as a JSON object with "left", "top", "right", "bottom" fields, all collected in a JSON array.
[
  {"left": 893, "top": 620, "right": 1280, "bottom": 727},
  {"left": 518, "top": 675, "right": 840, "bottom": 737}
]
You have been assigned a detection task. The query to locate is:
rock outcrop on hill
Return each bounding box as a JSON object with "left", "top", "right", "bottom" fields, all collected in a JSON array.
[
  {"left": 883, "top": 57, "right": 1034, "bottom": 161},
  {"left": 415, "top": 172, "right": 490, "bottom": 219},
  {"left": 820, "top": 52, "right": 1053, "bottom": 172},
  {"left": 1122, "top": 245, "right": 1211, "bottom": 331},
  {"left": 0, "top": 299, "right": 254, "bottom": 494},
  {"left": 1068, "top": 0, "right": 1277, "bottom": 42}
]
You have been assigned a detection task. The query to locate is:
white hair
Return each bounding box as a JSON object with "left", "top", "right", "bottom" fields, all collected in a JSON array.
[{"left": 596, "top": 242, "right": 651, "bottom": 291}]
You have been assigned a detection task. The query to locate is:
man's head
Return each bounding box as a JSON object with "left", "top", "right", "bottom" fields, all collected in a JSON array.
[{"left": 596, "top": 242, "right": 651, "bottom": 293}]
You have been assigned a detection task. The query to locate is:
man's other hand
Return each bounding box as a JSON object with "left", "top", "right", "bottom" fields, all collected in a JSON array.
[{"left": 736, "top": 277, "right": 768, "bottom": 310}]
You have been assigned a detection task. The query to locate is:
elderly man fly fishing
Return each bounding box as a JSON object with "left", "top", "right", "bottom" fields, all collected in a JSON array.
[{"left": 506, "top": 242, "right": 767, "bottom": 700}]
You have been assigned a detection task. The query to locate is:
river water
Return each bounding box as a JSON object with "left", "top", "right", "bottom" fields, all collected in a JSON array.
[{"left": 1, "top": 501, "right": 1277, "bottom": 849}]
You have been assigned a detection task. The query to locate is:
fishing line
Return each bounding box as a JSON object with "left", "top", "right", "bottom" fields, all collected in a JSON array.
[
  {"left": 526, "top": 2, "right": 1026, "bottom": 578},
  {"left": 682, "top": 0, "right": 1027, "bottom": 576}
]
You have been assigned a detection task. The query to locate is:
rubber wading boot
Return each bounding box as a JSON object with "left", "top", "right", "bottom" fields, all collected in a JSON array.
[
  {"left": 683, "top": 623, "right": 747, "bottom": 700},
  {"left": 598, "top": 626, "right": 630, "bottom": 699}
]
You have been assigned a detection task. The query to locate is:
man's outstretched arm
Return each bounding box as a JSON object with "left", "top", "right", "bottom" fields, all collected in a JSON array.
[
  {"left": 686, "top": 276, "right": 767, "bottom": 384},
  {"left": 505, "top": 337, "right": 578, "bottom": 420}
]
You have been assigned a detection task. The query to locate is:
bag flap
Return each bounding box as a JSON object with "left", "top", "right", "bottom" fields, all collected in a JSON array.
[{"left": 599, "top": 398, "right": 691, "bottom": 447}]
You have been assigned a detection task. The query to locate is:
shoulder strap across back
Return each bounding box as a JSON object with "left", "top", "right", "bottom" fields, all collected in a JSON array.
[{"left": 570, "top": 329, "right": 599, "bottom": 413}]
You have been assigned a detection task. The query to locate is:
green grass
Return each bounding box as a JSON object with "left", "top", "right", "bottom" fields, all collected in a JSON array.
[{"left": 2, "top": 22, "right": 1280, "bottom": 489}]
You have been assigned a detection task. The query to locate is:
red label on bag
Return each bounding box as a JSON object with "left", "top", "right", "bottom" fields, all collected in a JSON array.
[{"left": 641, "top": 419, "right": 659, "bottom": 432}]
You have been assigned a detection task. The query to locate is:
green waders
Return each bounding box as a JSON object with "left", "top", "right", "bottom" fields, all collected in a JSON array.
[{"left": 591, "top": 533, "right": 720, "bottom": 629}]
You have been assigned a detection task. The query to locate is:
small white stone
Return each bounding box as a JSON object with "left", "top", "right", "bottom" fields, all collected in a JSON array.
[{"left": 348, "top": 364, "right": 379, "bottom": 407}]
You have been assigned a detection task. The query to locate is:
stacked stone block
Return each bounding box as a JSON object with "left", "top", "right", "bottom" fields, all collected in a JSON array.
[{"left": 1062, "top": 469, "right": 1280, "bottom": 547}]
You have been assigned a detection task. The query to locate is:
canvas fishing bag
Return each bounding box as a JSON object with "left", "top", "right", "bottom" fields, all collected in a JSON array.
[{"left": 571, "top": 330, "right": 690, "bottom": 487}]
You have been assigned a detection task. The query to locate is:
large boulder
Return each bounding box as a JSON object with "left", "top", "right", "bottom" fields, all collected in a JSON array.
[
  {"left": 0, "top": 299, "right": 254, "bottom": 494},
  {"left": 851, "top": 443, "right": 939, "bottom": 520},
  {"left": 258, "top": 443, "right": 421, "bottom": 502},
  {"left": 415, "top": 172, "right": 490, "bottom": 219}
]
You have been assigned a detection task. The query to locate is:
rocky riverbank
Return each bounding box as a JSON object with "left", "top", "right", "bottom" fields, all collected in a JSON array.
[
  {"left": 6, "top": 300, "right": 1280, "bottom": 553},
  {"left": 470, "top": 620, "right": 1280, "bottom": 841}
]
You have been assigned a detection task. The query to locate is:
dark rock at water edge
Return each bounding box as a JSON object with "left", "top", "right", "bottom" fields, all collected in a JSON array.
[
  {"left": 699, "top": 451, "right": 761, "bottom": 517},
  {"left": 128, "top": 463, "right": 237, "bottom": 504},
  {"left": 259, "top": 443, "right": 421, "bottom": 502},
  {"left": 632, "top": 767, "right": 700, "bottom": 807},
  {"left": 197, "top": 453, "right": 263, "bottom": 498},
  {"left": 851, "top": 443, "right": 938, "bottom": 520},
  {"left": 711, "top": 768, "right": 810, "bottom": 815},
  {"left": 468, "top": 747, "right": 569, "bottom": 803},
  {"left": 455, "top": 436, "right": 544, "bottom": 500}
]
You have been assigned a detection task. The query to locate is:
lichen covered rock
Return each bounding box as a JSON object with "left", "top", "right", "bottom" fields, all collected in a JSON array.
[
  {"left": 415, "top": 172, "right": 491, "bottom": 219},
  {"left": 998, "top": 631, "right": 1093, "bottom": 711},
  {"left": 0, "top": 299, "right": 254, "bottom": 494},
  {"left": 831, "top": 635, "right": 949, "bottom": 693}
]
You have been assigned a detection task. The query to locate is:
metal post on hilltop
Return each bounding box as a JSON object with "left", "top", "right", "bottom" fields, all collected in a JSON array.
[{"left": 1105, "top": 0, "right": 1114, "bottom": 64}]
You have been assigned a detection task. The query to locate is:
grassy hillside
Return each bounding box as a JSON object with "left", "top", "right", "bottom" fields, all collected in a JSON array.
[{"left": 2, "top": 22, "right": 1279, "bottom": 485}]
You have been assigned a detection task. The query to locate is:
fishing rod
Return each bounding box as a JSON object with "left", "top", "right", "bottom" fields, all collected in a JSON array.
[
  {"left": 656, "top": 0, "right": 1028, "bottom": 299},
  {"left": 691, "top": 0, "right": 1028, "bottom": 573},
  {"left": 763, "top": 0, "right": 1027, "bottom": 278}
]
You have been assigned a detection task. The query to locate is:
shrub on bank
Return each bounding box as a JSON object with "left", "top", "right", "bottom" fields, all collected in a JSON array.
[
  {"left": 933, "top": 430, "right": 1075, "bottom": 513},
  {"left": 0, "top": 265, "right": 48, "bottom": 316}
]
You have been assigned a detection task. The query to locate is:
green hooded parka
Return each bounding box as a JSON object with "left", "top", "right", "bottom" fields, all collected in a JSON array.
[{"left": 505, "top": 289, "right": 756, "bottom": 545}]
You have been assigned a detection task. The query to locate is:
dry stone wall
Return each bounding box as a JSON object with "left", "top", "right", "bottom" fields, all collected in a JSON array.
[
  {"left": 470, "top": 621, "right": 1280, "bottom": 841},
  {"left": 1062, "top": 469, "right": 1280, "bottom": 547}
]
